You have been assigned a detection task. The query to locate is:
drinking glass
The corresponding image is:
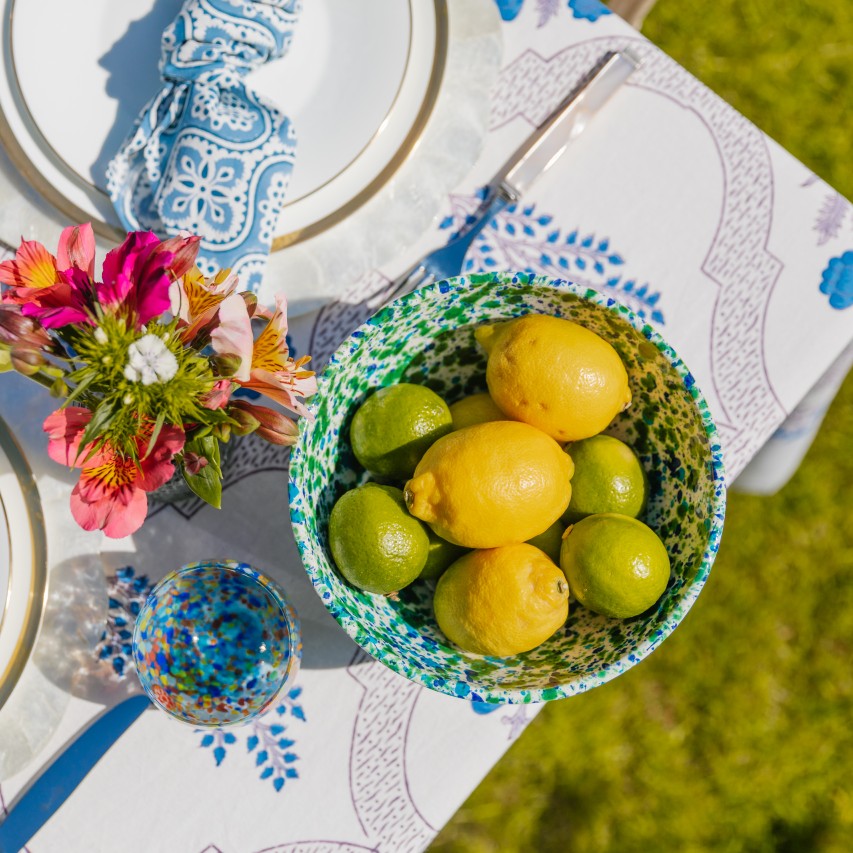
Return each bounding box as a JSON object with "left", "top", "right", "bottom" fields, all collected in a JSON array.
[{"left": 133, "top": 559, "right": 301, "bottom": 727}]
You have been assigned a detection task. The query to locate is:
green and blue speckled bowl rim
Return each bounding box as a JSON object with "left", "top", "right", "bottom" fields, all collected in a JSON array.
[{"left": 289, "top": 273, "right": 727, "bottom": 704}]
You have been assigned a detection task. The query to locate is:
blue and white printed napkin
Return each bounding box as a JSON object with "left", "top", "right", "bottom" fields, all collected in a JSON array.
[{"left": 107, "top": 0, "right": 300, "bottom": 292}]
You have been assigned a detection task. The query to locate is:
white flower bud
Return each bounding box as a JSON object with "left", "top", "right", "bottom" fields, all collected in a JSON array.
[{"left": 124, "top": 334, "right": 178, "bottom": 385}]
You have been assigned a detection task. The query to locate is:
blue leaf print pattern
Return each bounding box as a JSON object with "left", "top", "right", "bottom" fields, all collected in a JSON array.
[
  {"left": 199, "top": 685, "right": 307, "bottom": 791},
  {"left": 94, "top": 566, "right": 152, "bottom": 678},
  {"left": 494, "top": 0, "right": 611, "bottom": 25},
  {"left": 440, "top": 191, "right": 666, "bottom": 325},
  {"left": 471, "top": 700, "right": 501, "bottom": 715},
  {"left": 819, "top": 251, "right": 853, "bottom": 309},
  {"left": 567, "top": 0, "right": 612, "bottom": 21},
  {"left": 494, "top": 0, "right": 525, "bottom": 21}
]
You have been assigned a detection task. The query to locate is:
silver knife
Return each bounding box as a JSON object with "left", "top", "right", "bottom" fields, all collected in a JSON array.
[{"left": 388, "top": 49, "right": 641, "bottom": 297}]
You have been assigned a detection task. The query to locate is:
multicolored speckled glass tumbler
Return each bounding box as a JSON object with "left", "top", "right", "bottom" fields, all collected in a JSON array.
[{"left": 133, "top": 560, "right": 301, "bottom": 727}]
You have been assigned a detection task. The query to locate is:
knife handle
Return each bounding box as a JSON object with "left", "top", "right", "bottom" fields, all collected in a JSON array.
[
  {"left": 499, "top": 49, "right": 641, "bottom": 198},
  {"left": 0, "top": 695, "right": 150, "bottom": 853}
]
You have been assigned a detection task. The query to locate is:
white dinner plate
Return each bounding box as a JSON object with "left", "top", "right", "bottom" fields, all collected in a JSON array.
[
  {"left": 0, "top": 0, "right": 502, "bottom": 314},
  {"left": 0, "top": 416, "right": 47, "bottom": 711}
]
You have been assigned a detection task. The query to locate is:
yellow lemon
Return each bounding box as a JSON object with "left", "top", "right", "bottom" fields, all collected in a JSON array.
[
  {"left": 448, "top": 392, "right": 506, "bottom": 430},
  {"left": 433, "top": 543, "right": 570, "bottom": 656},
  {"left": 404, "top": 420, "right": 573, "bottom": 548},
  {"left": 475, "top": 314, "right": 632, "bottom": 442}
]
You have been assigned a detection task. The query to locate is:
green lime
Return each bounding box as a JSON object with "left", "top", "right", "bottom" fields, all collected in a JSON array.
[
  {"left": 419, "top": 528, "right": 468, "bottom": 581},
  {"left": 562, "top": 435, "right": 647, "bottom": 524},
  {"left": 526, "top": 520, "right": 564, "bottom": 563},
  {"left": 329, "top": 484, "right": 429, "bottom": 594},
  {"left": 350, "top": 383, "right": 452, "bottom": 478},
  {"left": 448, "top": 392, "right": 505, "bottom": 430},
  {"left": 560, "top": 513, "right": 670, "bottom": 618}
]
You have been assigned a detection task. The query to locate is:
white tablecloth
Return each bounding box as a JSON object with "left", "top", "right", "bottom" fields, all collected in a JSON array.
[{"left": 1, "top": 3, "right": 851, "bottom": 852}]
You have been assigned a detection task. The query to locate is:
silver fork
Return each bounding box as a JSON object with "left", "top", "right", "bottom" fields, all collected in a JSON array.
[{"left": 384, "top": 49, "right": 640, "bottom": 303}]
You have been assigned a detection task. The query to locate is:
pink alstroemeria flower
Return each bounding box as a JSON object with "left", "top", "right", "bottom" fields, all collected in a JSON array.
[
  {"left": 98, "top": 231, "right": 196, "bottom": 329},
  {"left": 56, "top": 223, "right": 97, "bottom": 278},
  {"left": 159, "top": 232, "right": 201, "bottom": 281},
  {"left": 200, "top": 379, "right": 233, "bottom": 410},
  {"left": 0, "top": 225, "right": 96, "bottom": 328},
  {"left": 221, "top": 294, "right": 317, "bottom": 416},
  {"left": 43, "top": 407, "right": 185, "bottom": 538},
  {"left": 173, "top": 267, "right": 254, "bottom": 379},
  {"left": 43, "top": 406, "right": 92, "bottom": 466}
]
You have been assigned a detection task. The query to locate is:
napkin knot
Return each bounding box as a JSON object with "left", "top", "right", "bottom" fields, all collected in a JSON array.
[{"left": 107, "top": 0, "right": 301, "bottom": 292}]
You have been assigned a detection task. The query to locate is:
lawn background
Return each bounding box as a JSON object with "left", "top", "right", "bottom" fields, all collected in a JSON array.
[{"left": 430, "top": 1, "right": 853, "bottom": 850}]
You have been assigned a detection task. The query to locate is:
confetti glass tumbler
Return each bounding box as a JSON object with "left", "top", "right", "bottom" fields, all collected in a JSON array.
[{"left": 133, "top": 560, "right": 301, "bottom": 727}]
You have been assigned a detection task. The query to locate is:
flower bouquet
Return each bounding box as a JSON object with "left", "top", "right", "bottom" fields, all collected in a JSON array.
[{"left": 0, "top": 225, "right": 316, "bottom": 538}]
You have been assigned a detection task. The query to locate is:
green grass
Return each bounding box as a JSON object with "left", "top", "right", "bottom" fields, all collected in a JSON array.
[{"left": 430, "top": 1, "right": 853, "bottom": 850}]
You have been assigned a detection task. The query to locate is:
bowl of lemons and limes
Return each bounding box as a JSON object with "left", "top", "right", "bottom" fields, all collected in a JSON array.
[{"left": 289, "top": 272, "right": 726, "bottom": 704}]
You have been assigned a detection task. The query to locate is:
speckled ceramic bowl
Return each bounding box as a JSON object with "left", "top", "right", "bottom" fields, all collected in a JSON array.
[{"left": 289, "top": 272, "right": 726, "bottom": 704}]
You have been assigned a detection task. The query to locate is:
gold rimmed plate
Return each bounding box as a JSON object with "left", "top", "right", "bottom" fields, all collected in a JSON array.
[
  {"left": 0, "top": 0, "right": 503, "bottom": 314},
  {"left": 0, "top": 415, "right": 47, "bottom": 711}
]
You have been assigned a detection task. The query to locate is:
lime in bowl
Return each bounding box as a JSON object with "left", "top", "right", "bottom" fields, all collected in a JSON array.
[{"left": 289, "top": 272, "right": 726, "bottom": 705}]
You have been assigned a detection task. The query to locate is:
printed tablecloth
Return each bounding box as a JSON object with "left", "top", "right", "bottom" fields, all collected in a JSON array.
[{"left": 1, "top": 3, "right": 852, "bottom": 851}]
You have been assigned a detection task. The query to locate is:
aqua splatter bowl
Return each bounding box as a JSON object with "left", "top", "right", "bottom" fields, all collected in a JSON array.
[{"left": 289, "top": 272, "right": 726, "bottom": 704}]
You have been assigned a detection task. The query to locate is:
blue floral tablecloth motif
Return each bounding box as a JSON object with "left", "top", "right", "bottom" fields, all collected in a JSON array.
[
  {"left": 199, "top": 686, "right": 306, "bottom": 792},
  {"left": 494, "top": 0, "right": 611, "bottom": 25},
  {"left": 440, "top": 189, "right": 665, "bottom": 324},
  {"left": 567, "top": 0, "right": 612, "bottom": 22},
  {"left": 95, "top": 567, "right": 152, "bottom": 678},
  {"left": 819, "top": 251, "right": 853, "bottom": 309},
  {"left": 107, "top": 0, "right": 300, "bottom": 293}
]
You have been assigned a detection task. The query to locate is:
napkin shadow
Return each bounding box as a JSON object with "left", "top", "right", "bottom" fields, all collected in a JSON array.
[
  {"left": 90, "top": 0, "right": 181, "bottom": 187},
  {"left": 32, "top": 553, "right": 144, "bottom": 706}
]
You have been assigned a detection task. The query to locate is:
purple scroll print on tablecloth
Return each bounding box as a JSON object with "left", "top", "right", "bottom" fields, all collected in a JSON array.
[
  {"left": 489, "top": 35, "right": 786, "bottom": 478},
  {"left": 346, "top": 649, "right": 435, "bottom": 851}
]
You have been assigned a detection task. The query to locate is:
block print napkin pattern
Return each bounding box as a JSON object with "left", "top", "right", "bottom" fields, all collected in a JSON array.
[{"left": 107, "top": 0, "right": 300, "bottom": 292}]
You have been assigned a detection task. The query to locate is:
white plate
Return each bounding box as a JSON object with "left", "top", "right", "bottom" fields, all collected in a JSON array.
[
  {"left": 0, "top": 417, "right": 46, "bottom": 711},
  {"left": 0, "top": 0, "right": 502, "bottom": 314}
]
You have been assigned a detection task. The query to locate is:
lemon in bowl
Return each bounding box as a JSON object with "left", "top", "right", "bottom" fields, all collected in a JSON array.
[{"left": 289, "top": 272, "right": 726, "bottom": 705}]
